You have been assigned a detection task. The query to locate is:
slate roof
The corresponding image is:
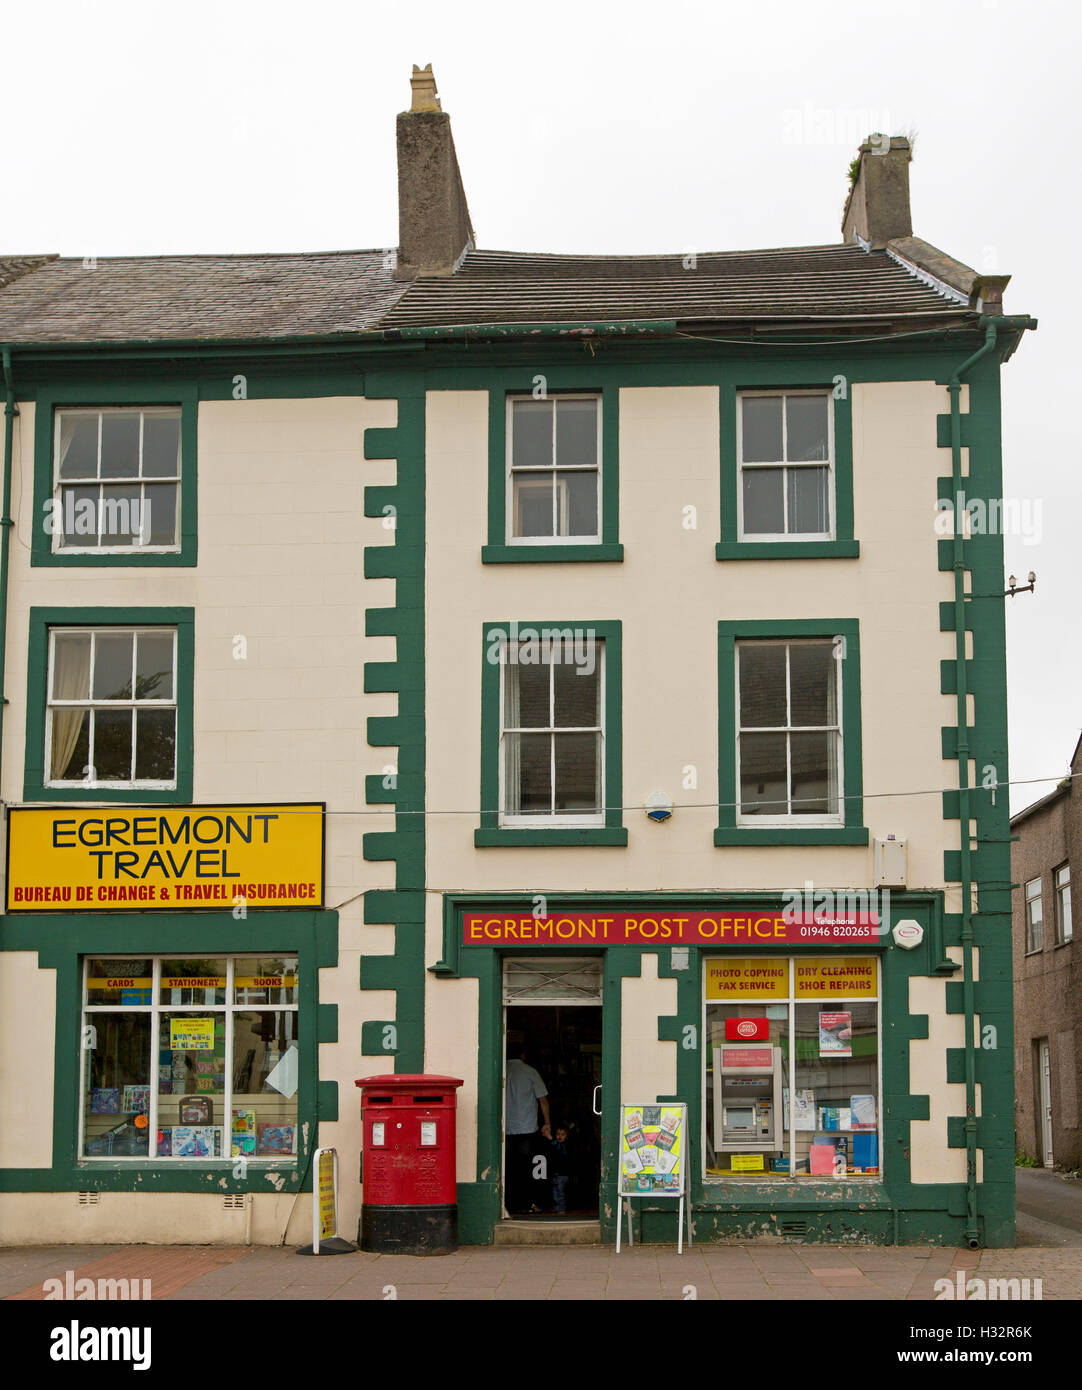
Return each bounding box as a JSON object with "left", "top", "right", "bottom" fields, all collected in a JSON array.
[
  {"left": 0, "top": 251, "right": 409, "bottom": 343},
  {"left": 380, "top": 245, "right": 974, "bottom": 330},
  {"left": 0, "top": 241, "right": 975, "bottom": 345}
]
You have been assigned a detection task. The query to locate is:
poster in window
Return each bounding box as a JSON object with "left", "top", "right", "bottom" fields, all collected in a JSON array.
[
  {"left": 121, "top": 1085, "right": 150, "bottom": 1115},
  {"left": 818, "top": 1011, "right": 853, "bottom": 1057},
  {"left": 258, "top": 1123, "right": 296, "bottom": 1156},
  {"left": 172, "top": 1126, "right": 219, "bottom": 1158},
  {"left": 850, "top": 1094, "right": 877, "bottom": 1130},
  {"left": 169, "top": 1017, "right": 215, "bottom": 1051},
  {"left": 89, "top": 1088, "right": 121, "bottom": 1114}
]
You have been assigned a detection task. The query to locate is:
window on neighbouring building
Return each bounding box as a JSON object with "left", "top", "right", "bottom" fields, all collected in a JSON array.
[
  {"left": 1054, "top": 863, "right": 1072, "bottom": 944},
  {"left": 46, "top": 627, "right": 177, "bottom": 787},
  {"left": 1025, "top": 876, "right": 1044, "bottom": 952},
  {"left": 736, "top": 639, "right": 841, "bottom": 822},
  {"left": 507, "top": 395, "right": 600, "bottom": 542},
  {"left": 53, "top": 407, "right": 181, "bottom": 551},
  {"left": 704, "top": 956, "right": 880, "bottom": 1181},
  {"left": 81, "top": 956, "right": 299, "bottom": 1161},
  {"left": 499, "top": 635, "right": 604, "bottom": 824},
  {"left": 739, "top": 391, "right": 833, "bottom": 539}
]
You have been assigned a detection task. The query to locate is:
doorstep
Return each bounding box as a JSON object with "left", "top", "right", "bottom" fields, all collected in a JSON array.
[{"left": 494, "top": 1219, "right": 602, "bottom": 1247}]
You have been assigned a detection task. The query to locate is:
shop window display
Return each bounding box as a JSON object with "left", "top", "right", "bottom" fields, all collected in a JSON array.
[
  {"left": 81, "top": 955, "right": 299, "bottom": 1161},
  {"left": 704, "top": 955, "right": 880, "bottom": 1179}
]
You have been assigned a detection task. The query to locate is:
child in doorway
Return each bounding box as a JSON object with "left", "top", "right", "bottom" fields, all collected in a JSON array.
[{"left": 549, "top": 1124, "right": 574, "bottom": 1214}]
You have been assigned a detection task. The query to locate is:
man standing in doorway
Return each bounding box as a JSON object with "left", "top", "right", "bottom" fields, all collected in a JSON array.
[{"left": 505, "top": 1042, "right": 551, "bottom": 1214}]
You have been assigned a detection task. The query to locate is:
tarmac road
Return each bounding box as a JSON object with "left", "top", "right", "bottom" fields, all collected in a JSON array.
[{"left": 1015, "top": 1166, "right": 1082, "bottom": 1246}]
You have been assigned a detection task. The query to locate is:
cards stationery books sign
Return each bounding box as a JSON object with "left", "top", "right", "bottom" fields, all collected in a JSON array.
[
  {"left": 258, "top": 1123, "right": 296, "bottom": 1156},
  {"left": 178, "top": 1096, "right": 213, "bottom": 1125},
  {"left": 819, "top": 1011, "right": 853, "bottom": 1057},
  {"left": 89, "top": 1088, "right": 120, "bottom": 1115}
]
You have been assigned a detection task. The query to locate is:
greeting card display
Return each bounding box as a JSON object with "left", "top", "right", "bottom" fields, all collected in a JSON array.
[
  {"left": 257, "top": 1123, "right": 296, "bottom": 1156},
  {"left": 89, "top": 1088, "right": 121, "bottom": 1115},
  {"left": 122, "top": 1085, "right": 150, "bottom": 1115}
]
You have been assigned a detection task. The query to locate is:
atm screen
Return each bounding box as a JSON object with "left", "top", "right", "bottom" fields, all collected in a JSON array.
[{"left": 725, "top": 1106, "right": 756, "bottom": 1128}]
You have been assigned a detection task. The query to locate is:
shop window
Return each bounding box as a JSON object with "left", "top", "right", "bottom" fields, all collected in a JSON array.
[
  {"left": 81, "top": 956, "right": 299, "bottom": 1162},
  {"left": 1025, "top": 877, "right": 1044, "bottom": 953},
  {"left": 704, "top": 955, "right": 881, "bottom": 1180},
  {"left": 1054, "top": 863, "right": 1072, "bottom": 944}
]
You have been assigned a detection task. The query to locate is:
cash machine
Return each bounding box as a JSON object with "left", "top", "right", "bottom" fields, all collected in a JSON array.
[{"left": 712, "top": 1041, "right": 784, "bottom": 1152}]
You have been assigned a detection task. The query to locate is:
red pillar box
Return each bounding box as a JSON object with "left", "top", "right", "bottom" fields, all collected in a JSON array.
[{"left": 355, "top": 1073, "right": 463, "bottom": 1255}]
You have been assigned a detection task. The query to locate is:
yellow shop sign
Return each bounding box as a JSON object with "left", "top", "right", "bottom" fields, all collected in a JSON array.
[{"left": 6, "top": 805, "right": 324, "bottom": 912}]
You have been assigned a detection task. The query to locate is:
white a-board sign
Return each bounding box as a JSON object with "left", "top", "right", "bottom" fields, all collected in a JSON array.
[
  {"left": 616, "top": 1103, "right": 692, "bottom": 1254},
  {"left": 296, "top": 1146, "right": 356, "bottom": 1255}
]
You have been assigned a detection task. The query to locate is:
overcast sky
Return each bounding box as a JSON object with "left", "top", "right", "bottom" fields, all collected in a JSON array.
[{"left": 7, "top": 1, "right": 1077, "bottom": 813}]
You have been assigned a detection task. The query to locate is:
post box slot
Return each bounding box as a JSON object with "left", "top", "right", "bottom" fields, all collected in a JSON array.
[
  {"left": 368, "top": 1096, "right": 394, "bottom": 1104},
  {"left": 412, "top": 1095, "right": 442, "bottom": 1103}
]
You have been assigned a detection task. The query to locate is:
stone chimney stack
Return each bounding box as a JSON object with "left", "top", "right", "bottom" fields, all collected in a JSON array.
[
  {"left": 841, "top": 136, "right": 913, "bottom": 250},
  {"left": 394, "top": 64, "right": 474, "bottom": 280}
]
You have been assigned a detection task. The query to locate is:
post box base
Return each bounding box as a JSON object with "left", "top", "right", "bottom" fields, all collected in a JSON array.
[{"left": 360, "top": 1204, "right": 458, "bottom": 1255}]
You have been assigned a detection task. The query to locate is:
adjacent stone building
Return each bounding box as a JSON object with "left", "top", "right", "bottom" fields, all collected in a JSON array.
[{"left": 1010, "top": 735, "right": 1079, "bottom": 1168}]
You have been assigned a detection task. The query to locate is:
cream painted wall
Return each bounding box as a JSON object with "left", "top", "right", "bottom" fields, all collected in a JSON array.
[
  {"left": 423, "top": 382, "right": 970, "bottom": 1184},
  {"left": 620, "top": 955, "right": 678, "bottom": 1104},
  {"left": 909, "top": 948, "right": 984, "bottom": 1184},
  {"left": 1, "top": 396, "right": 403, "bottom": 1240},
  {"left": 0, "top": 1191, "right": 311, "bottom": 1246},
  {"left": 0, "top": 951, "right": 55, "bottom": 1167}
]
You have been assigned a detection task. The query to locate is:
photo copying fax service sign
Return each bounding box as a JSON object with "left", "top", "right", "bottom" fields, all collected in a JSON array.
[{"left": 616, "top": 1103, "right": 691, "bottom": 1254}]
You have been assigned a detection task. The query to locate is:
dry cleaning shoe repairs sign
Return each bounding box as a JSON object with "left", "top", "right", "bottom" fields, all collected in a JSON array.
[{"left": 6, "top": 804, "right": 324, "bottom": 911}]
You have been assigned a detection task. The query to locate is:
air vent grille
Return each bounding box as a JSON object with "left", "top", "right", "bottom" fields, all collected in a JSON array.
[
  {"left": 222, "top": 1195, "right": 246, "bottom": 1211},
  {"left": 77, "top": 1191, "right": 100, "bottom": 1206}
]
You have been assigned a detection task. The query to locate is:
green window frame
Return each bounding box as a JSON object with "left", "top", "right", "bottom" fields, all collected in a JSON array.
[
  {"left": 716, "top": 618, "right": 867, "bottom": 846},
  {"left": 717, "top": 385, "right": 859, "bottom": 560},
  {"left": 476, "top": 619, "right": 627, "bottom": 846},
  {"left": 482, "top": 387, "right": 623, "bottom": 564},
  {"left": 24, "top": 606, "right": 195, "bottom": 804},
  {"left": 32, "top": 382, "right": 198, "bottom": 568}
]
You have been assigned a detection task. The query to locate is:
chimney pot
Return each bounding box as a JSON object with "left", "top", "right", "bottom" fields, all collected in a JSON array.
[{"left": 409, "top": 63, "right": 442, "bottom": 112}]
